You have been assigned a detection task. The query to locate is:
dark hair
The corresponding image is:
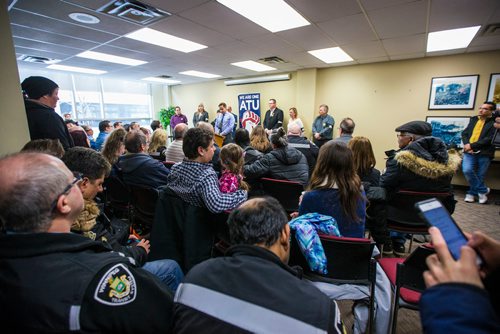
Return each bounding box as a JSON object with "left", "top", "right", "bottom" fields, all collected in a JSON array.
[
  {"left": 98, "top": 120, "right": 111, "bottom": 132},
  {"left": 113, "top": 121, "right": 122, "bottom": 128},
  {"left": 150, "top": 120, "right": 161, "bottom": 131},
  {"left": 21, "top": 76, "right": 58, "bottom": 100},
  {"left": 228, "top": 197, "right": 288, "bottom": 247},
  {"left": 0, "top": 153, "right": 68, "bottom": 232},
  {"left": 183, "top": 128, "right": 213, "bottom": 159},
  {"left": 270, "top": 127, "right": 288, "bottom": 148},
  {"left": 339, "top": 117, "right": 355, "bottom": 134},
  {"left": 218, "top": 102, "right": 227, "bottom": 108},
  {"left": 124, "top": 131, "right": 147, "bottom": 153},
  {"left": 21, "top": 139, "right": 65, "bottom": 158},
  {"left": 70, "top": 129, "right": 90, "bottom": 148},
  {"left": 62, "top": 147, "right": 111, "bottom": 180},
  {"left": 484, "top": 101, "right": 497, "bottom": 110},
  {"left": 64, "top": 119, "right": 77, "bottom": 125},
  {"left": 308, "top": 141, "right": 364, "bottom": 222},
  {"left": 123, "top": 124, "right": 130, "bottom": 132},
  {"left": 234, "top": 128, "right": 250, "bottom": 147}
]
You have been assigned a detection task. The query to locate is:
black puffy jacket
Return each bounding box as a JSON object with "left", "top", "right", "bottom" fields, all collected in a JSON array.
[{"left": 243, "top": 146, "right": 309, "bottom": 185}]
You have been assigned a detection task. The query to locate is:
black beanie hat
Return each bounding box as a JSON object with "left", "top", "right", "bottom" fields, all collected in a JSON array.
[
  {"left": 21, "top": 76, "right": 59, "bottom": 100},
  {"left": 395, "top": 121, "right": 432, "bottom": 136}
]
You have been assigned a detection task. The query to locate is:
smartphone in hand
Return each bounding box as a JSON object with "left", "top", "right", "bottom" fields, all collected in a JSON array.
[{"left": 415, "top": 198, "right": 483, "bottom": 266}]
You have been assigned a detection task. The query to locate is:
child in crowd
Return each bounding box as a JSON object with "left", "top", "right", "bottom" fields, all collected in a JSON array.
[{"left": 219, "top": 143, "right": 249, "bottom": 193}]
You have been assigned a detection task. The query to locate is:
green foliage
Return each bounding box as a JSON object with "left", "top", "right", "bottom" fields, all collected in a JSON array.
[{"left": 159, "top": 106, "right": 176, "bottom": 129}]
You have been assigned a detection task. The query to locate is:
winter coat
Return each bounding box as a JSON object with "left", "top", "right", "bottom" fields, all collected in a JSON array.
[
  {"left": 243, "top": 146, "right": 309, "bottom": 185},
  {"left": 118, "top": 153, "right": 170, "bottom": 188}
]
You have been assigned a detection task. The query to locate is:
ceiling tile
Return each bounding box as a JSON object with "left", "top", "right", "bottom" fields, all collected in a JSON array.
[
  {"left": 429, "top": 0, "right": 500, "bottom": 31},
  {"left": 287, "top": 0, "right": 362, "bottom": 23},
  {"left": 382, "top": 33, "right": 426, "bottom": 55},
  {"left": 242, "top": 33, "right": 303, "bottom": 56},
  {"left": 342, "top": 41, "right": 388, "bottom": 59},
  {"left": 13, "top": 37, "right": 82, "bottom": 56},
  {"left": 360, "top": 0, "right": 420, "bottom": 11},
  {"left": 318, "top": 13, "right": 378, "bottom": 44},
  {"left": 276, "top": 25, "right": 335, "bottom": 51},
  {"left": 389, "top": 52, "right": 425, "bottom": 60},
  {"left": 368, "top": 0, "right": 427, "bottom": 39}
]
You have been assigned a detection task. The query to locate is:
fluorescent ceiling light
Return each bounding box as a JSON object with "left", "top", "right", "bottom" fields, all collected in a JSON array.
[
  {"left": 217, "top": 0, "right": 309, "bottom": 33},
  {"left": 141, "top": 77, "right": 181, "bottom": 84},
  {"left": 225, "top": 73, "right": 290, "bottom": 86},
  {"left": 179, "top": 70, "right": 221, "bottom": 79},
  {"left": 308, "top": 47, "right": 353, "bottom": 63},
  {"left": 231, "top": 60, "right": 276, "bottom": 72},
  {"left": 125, "top": 28, "right": 207, "bottom": 53},
  {"left": 427, "top": 26, "right": 481, "bottom": 52},
  {"left": 76, "top": 50, "right": 147, "bottom": 66},
  {"left": 47, "top": 64, "right": 107, "bottom": 75}
]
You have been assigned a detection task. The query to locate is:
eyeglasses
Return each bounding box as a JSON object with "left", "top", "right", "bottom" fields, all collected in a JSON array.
[
  {"left": 396, "top": 133, "right": 411, "bottom": 138},
  {"left": 49, "top": 172, "right": 82, "bottom": 212}
]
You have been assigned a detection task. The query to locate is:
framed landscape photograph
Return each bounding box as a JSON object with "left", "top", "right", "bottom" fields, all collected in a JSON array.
[
  {"left": 426, "top": 116, "right": 470, "bottom": 148},
  {"left": 486, "top": 73, "right": 500, "bottom": 107},
  {"left": 428, "top": 75, "right": 479, "bottom": 110}
]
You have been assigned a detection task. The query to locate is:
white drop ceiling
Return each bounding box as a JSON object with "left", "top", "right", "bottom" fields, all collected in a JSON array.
[{"left": 8, "top": 0, "right": 500, "bottom": 85}]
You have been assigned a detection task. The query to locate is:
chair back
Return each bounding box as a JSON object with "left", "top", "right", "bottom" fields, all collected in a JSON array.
[
  {"left": 397, "top": 245, "right": 434, "bottom": 292},
  {"left": 130, "top": 186, "right": 159, "bottom": 225},
  {"left": 260, "top": 177, "right": 304, "bottom": 213},
  {"left": 103, "top": 175, "right": 131, "bottom": 219},
  {"left": 163, "top": 161, "right": 176, "bottom": 169},
  {"left": 387, "top": 190, "right": 454, "bottom": 227}
]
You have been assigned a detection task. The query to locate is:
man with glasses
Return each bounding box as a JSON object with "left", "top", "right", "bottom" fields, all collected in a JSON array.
[
  {"left": 263, "top": 98, "right": 284, "bottom": 135},
  {"left": 461, "top": 102, "right": 496, "bottom": 204},
  {"left": 0, "top": 153, "right": 174, "bottom": 332},
  {"left": 380, "top": 121, "right": 461, "bottom": 256}
]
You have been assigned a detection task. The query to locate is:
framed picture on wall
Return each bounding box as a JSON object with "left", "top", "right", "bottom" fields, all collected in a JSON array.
[
  {"left": 486, "top": 73, "right": 500, "bottom": 107},
  {"left": 428, "top": 75, "right": 479, "bottom": 110},
  {"left": 426, "top": 116, "right": 470, "bottom": 148}
]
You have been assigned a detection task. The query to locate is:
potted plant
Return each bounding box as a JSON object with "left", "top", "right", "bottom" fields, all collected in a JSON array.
[{"left": 159, "top": 106, "right": 176, "bottom": 130}]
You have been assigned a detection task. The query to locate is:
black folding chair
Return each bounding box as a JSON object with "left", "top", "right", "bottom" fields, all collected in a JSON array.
[{"left": 260, "top": 177, "right": 304, "bottom": 213}]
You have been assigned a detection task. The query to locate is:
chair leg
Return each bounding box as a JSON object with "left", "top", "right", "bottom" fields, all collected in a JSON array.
[{"left": 408, "top": 234, "right": 414, "bottom": 253}]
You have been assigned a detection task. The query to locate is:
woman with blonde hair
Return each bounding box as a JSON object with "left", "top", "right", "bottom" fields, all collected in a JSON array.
[
  {"left": 193, "top": 103, "right": 209, "bottom": 127},
  {"left": 287, "top": 107, "right": 304, "bottom": 135},
  {"left": 250, "top": 124, "right": 272, "bottom": 153},
  {"left": 299, "top": 141, "right": 366, "bottom": 237},
  {"left": 148, "top": 128, "right": 168, "bottom": 161},
  {"left": 101, "top": 128, "right": 127, "bottom": 169}
]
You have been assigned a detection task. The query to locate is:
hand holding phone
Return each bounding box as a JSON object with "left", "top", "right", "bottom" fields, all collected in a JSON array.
[{"left": 415, "top": 198, "right": 483, "bottom": 266}]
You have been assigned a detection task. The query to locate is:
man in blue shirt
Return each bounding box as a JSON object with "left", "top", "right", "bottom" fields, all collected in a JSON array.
[
  {"left": 94, "top": 120, "right": 112, "bottom": 151},
  {"left": 312, "top": 104, "right": 335, "bottom": 148},
  {"left": 214, "top": 102, "right": 235, "bottom": 145}
]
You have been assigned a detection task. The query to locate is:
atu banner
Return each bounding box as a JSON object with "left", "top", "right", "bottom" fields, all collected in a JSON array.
[{"left": 238, "top": 93, "right": 260, "bottom": 132}]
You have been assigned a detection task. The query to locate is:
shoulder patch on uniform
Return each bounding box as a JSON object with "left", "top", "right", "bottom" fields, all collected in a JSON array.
[{"left": 94, "top": 263, "right": 137, "bottom": 306}]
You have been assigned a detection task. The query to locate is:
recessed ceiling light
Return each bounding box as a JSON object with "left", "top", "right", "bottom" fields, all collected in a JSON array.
[
  {"left": 76, "top": 50, "right": 147, "bottom": 66},
  {"left": 47, "top": 64, "right": 107, "bottom": 75},
  {"left": 141, "top": 77, "right": 181, "bottom": 84},
  {"left": 68, "top": 12, "right": 100, "bottom": 24},
  {"left": 427, "top": 26, "right": 481, "bottom": 52},
  {"left": 179, "top": 70, "right": 221, "bottom": 79},
  {"left": 125, "top": 28, "right": 207, "bottom": 53},
  {"left": 308, "top": 47, "right": 353, "bottom": 64},
  {"left": 231, "top": 60, "right": 276, "bottom": 72},
  {"left": 217, "top": 0, "right": 310, "bottom": 33}
]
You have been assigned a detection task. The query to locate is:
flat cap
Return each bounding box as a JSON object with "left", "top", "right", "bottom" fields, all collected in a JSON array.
[{"left": 395, "top": 121, "right": 432, "bottom": 136}]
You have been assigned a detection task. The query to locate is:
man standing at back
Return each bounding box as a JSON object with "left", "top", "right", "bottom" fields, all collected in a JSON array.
[
  {"left": 0, "top": 153, "right": 174, "bottom": 332},
  {"left": 174, "top": 197, "right": 344, "bottom": 333},
  {"left": 312, "top": 104, "right": 335, "bottom": 148},
  {"left": 461, "top": 101, "right": 496, "bottom": 204},
  {"left": 214, "top": 102, "right": 235, "bottom": 145},
  {"left": 21, "top": 76, "right": 74, "bottom": 150},
  {"left": 263, "top": 98, "right": 284, "bottom": 135}
]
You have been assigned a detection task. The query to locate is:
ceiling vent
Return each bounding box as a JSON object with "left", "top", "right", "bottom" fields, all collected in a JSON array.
[
  {"left": 258, "top": 56, "right": 287, "bottom": 64},
  {"left": 97, "top": 0, "right": 170, "bottom": 25},
  {"left": 17, "top": 55, "right": 60, "bottom": 64},
  {"left": 480, "top": 23, "right": 500, "bottom": 37}
]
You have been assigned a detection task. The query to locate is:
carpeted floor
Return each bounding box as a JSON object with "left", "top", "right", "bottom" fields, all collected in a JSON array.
[{"left": 337, "top": 188, "right": 499, "bottom": 334}]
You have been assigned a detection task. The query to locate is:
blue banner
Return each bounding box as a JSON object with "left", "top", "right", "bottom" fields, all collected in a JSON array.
[{"left": 238, "top": 93, "right": 260, "bottom": 132}]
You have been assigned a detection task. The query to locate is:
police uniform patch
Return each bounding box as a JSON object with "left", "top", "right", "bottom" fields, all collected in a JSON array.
[{"left": 94, "top": 264, "right": 137, "bottom": 306}]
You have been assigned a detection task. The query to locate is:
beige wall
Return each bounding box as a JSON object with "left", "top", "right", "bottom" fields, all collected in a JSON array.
[
  {"left": 170, "top": 50, "right": 500, "bottom": 189},
  {"left": 0, "top": 0, "right": 30, "bottom": 154}
]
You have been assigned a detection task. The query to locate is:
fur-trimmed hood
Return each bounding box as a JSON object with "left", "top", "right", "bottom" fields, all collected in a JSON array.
[
  {"left": 72, "top": 199, "right": 100, "bottom": 234},
  {"left": 395, "top": 137, "right": 462, "bottom": 179}
]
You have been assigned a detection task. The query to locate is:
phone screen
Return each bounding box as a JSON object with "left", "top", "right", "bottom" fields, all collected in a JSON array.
[{"left": 416, "top": 199, "right": 476, "bottom": 263}]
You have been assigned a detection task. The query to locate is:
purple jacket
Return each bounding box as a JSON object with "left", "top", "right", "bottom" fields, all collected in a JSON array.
[{"left": 170, "top": 114, "right": 188, "bottom": 131}]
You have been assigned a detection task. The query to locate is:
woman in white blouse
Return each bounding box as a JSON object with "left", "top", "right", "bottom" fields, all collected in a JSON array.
[{"left": 287, "top": 107, "right": 304, "bottom": 136}]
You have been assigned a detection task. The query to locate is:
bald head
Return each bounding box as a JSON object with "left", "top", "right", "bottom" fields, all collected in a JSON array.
[
  {"left": 196, "top": 121, "right": 215, "bottom": 134},
  {"left": 174, "top": 123, "right": 188, "bottom": 140},
  {"left": 287, "top": 123, "right": 301, "bottom": 136},
  {"left": 0, "top": 153, "right": 81, "bottom": 232}
]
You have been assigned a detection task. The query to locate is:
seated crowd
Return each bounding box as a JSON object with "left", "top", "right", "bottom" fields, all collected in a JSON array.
[{"left": 4, "top": 85, "right": 500, "bottom": 332}]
